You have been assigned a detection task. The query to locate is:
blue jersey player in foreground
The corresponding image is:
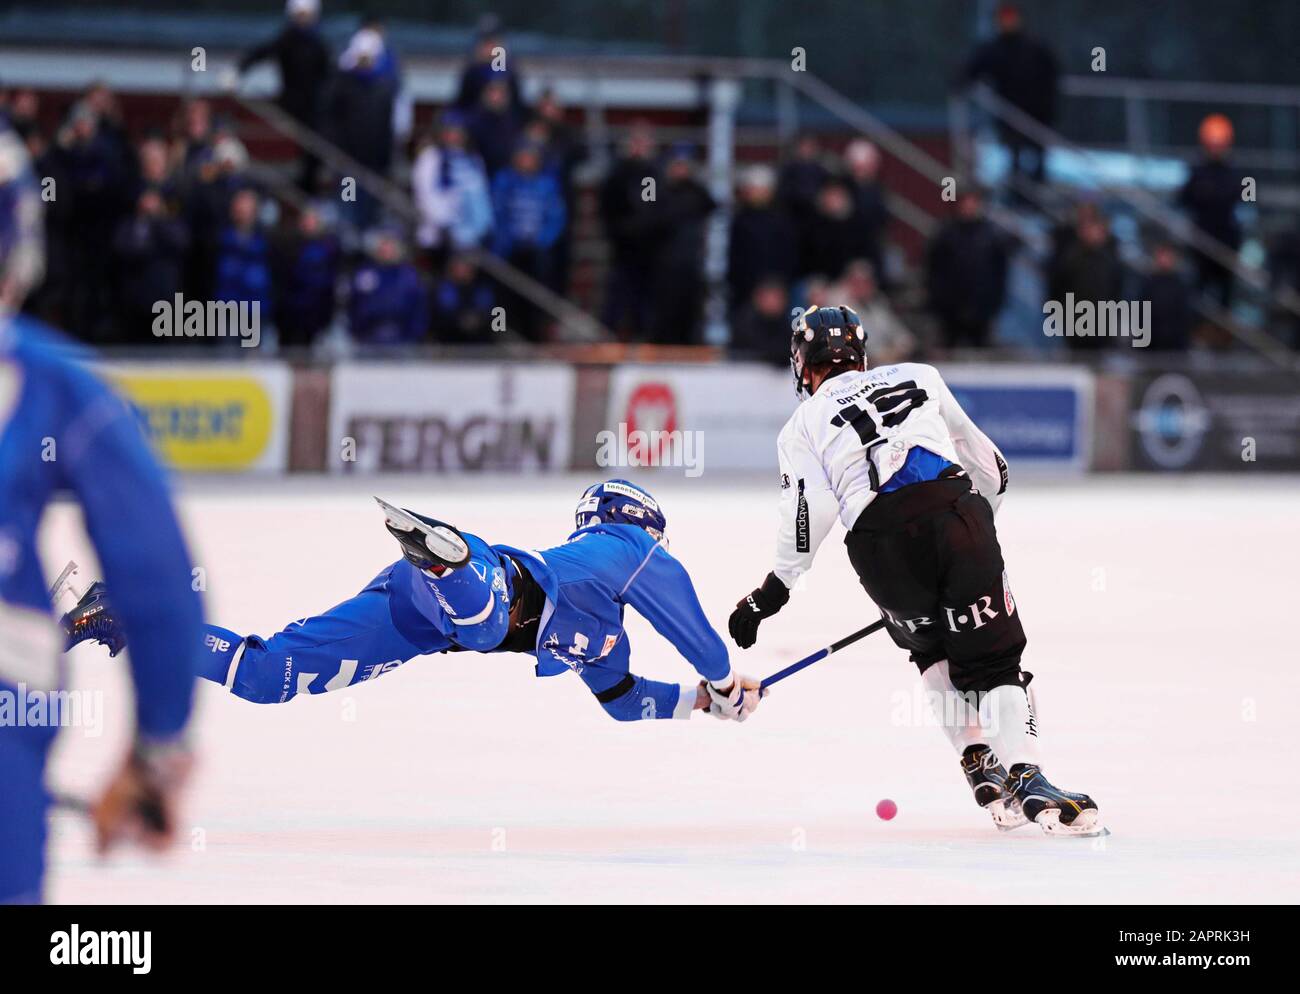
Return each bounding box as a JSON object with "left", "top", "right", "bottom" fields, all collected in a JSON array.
[
  {"left": 0, "top": 122, "right": 203, "bottom": 903},
  {"left": 71, "top": 480, "right": 765, "bottom": 724}
]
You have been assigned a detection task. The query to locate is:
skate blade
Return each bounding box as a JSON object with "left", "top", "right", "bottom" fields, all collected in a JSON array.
[
  {"left": 1034, "top": 807, "right": 1109, "bottom": 838},
  {"left": 48, "top": 561, "right": 86, "bottom": 606},
  {"left": 374, "top": 497, "right": 469, "bottom": 566}
]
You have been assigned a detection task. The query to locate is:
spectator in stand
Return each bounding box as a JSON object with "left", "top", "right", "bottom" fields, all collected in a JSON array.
[
  {"left": 530, "top": 91, "right": 584, "bottom": 292},
  {"left": 779, "top": 133, "right": 832, "bottom": 265},
  {"left": 467, "top": 78, "right": 524, "bottom": 178},
  {"left": 828, "top": 259, "right": 915, "bottom": 365},
  {"left": 214, "top": 186, "right": 272, "bottom": 326},
  {"left": 1268, "top": 225, "right": 1300, "bottom": 349},
  {"left": 727, "top": 164, "right": 798, "bottom": 313},
  {"left": 271, "top": 203, "right": 339, "bottom": 348},
  {"left": 843, "top": 139, "right": 890, "bottom": 286},
  {"left": 778, "top": 132, "right": 831, "bottom": 219},
  {"left": 730, "top": 277, "right": 792, "bottom": 367},
  {"left": 54, "top": 100, "right": 131, "bottom": 341},
  {"left": 82, "top": 81, "right": 131, "bottom": 164},
  {"left": 328, "top": 27, "right": 399, "bottom": 230},
  {"left": 926, "top": 188, "right": 1010, "bottom": 348},
  {"left": 411, "top": 113, "right": 494, "bottom": 271},
  {"left": 235, "top": 0, "right": 332, "bottom": 192},
  {"left": 432, "top": 254, "right": 497, "bottom": 345},
  {"left": 111, "top": 186, "right": 190, "bottom": 343},
  {"left": 1048, "top": 210, "right": 1124, "bottom": 354},
  {"left": 800, "top": 179, "right": 869, "bottom": 283},
  {"left": 20, "top": 127, "right": 72, "bottom": 326},
  {"left": 179, "top": 147, "right": 238, "bottom": 304},
  {"left": 1139, "top": 240, "right": 1193, "bottom": 353},
  {"left": 5, "top": 89, "right": 40, "bottom": 142},
  {"left": 960, "top": 2, "right": 1059, "bottom": 190},
  {"left": 348, "top": 228, "right": 428, "bottom": 345},
  {"left": 491, "top": 141, "right": 567, "bottom": 341},
  {"left": 455, "top": 16, "right": 523, "bottom": 113},
  {"left": 174, "top": 98, "right": 216, "bottom": 173},
  {"left": 132, "top": 133, "right": 179, "bottom": 207},
  {"left": 1178, "top": 113, "right": 1243, "bottom": 309},
  {"left": 650, "top": 144, "right": 715, "bottom": 345},
  {"left": 599, "top": 121, "right": 663, "bottom": 340}
]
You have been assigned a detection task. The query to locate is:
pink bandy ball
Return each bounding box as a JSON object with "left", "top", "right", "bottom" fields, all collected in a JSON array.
[{"left": 875, "top": 799, "right": 898, "bottom": 821}]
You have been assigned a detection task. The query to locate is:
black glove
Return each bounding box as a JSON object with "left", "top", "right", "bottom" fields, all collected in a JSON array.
[{"left": 728, "top": 572, "right": 790, "bottom": 649}]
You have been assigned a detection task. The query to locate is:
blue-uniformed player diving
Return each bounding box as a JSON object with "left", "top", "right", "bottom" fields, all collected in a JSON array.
[
  {"left": 68, "top": 479, "right": 766, "bottom": 724},
  {"left": 0, "top": 121, "right": 203, "bottom": 904}
]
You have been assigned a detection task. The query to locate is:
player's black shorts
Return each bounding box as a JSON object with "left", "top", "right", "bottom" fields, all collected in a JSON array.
[{"left": 845, "top": 476, "right": 1025, "bottom": 693}]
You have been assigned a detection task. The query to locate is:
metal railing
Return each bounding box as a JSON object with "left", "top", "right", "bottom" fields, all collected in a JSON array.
[
  {"left": 232, "top": 92, "right": 610, "bottom": 342},
  {"left": 954, "top": 82, "right": 1299, "bottom": 365}
]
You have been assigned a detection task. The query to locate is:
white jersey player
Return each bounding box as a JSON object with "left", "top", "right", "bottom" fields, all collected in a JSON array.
[{"left": 728, "top": 304, "right": 1102, "bottom": 837}]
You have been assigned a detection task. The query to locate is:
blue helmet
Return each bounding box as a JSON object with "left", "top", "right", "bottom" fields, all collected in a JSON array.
[
  {"left": 0, "top": 119, "right": 44, "bottom": 311},
  {"left": 574, "top": 479, "right": 666, "bottom": 541}
]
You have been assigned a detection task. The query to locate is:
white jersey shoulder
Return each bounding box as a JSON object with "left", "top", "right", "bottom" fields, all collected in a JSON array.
[{"left": 772, "top": 363, "right": 1007, "bottom": 587}]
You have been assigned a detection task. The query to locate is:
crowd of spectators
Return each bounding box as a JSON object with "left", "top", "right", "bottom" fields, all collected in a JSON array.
[{"left": 2, "top": 0, "right": 1293, "bottom": 357}]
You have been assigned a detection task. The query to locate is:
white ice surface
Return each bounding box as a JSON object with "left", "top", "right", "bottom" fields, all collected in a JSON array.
[{"left": 39, "top": 474, "right": 1300, "bottom": 904}]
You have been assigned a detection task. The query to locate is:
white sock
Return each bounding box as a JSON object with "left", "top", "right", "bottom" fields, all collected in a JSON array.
[
  {"left": 985, "top": 682, "right": 1041, "bottom": 769},
  {"left": 920, "top": 660, "right": 986, "bottom": 754}
]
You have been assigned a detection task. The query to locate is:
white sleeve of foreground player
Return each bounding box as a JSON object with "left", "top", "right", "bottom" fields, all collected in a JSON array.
[
  {"left": 772, "top": 417, "right": 839, "bottom": 589},
  {"left": 925, "top": 367, "right": 1009, "bottom": 514}
]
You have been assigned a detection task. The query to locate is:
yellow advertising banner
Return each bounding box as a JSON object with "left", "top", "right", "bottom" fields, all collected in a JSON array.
[{"left": 102, "top": 364, "right": 291, "bottom": 472}]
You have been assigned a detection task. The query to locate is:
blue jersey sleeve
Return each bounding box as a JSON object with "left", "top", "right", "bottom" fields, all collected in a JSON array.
[
  {"left": 58, "top": 365, "right": 201, "bottom": 740},
  {"left": 619, "top": 537, "right": 731, "bottom": 684},
  {"left": 576, "top": 639, "right": 696, "bottom": 721}
]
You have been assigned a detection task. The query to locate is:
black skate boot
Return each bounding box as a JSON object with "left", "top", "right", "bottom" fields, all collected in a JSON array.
[
  {"left": 961, "top": 744, "right": 1028, "bottom": 831},
  {"left": 1006, "top": 763, "right": 1105, "bottom": 837},
  {"left": 375, "top": 497, "right": 471, "bottom": 574},
  {"left": 60, "top": 581, "right": 126, "bottom": 657}
]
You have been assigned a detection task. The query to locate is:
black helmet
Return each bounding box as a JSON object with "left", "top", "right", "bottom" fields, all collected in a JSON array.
[{"left": 790, "top": 305, "right": 867, "bottom": 397}]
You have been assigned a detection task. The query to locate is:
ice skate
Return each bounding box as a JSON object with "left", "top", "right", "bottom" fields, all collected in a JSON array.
[
  {"left": 59, "top": 580, "right": 127, "bottom": 657},
  {"left": 375, "top": 497, "right": 471, "bottom": 574},
  {"left": 1006, "top": 764, "right": 1106, "bottom": 837},
  {"left": 961, "top": 744, "right": 1028, "bottom": 831}
]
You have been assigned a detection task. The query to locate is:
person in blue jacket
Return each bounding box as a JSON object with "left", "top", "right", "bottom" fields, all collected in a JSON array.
[
  {"left": 348, "top": 226, "right": 428, "bottom": 345},
  {"left": 72, "top": 480, "right": 764, "bottom": 725},
  {"left": 0, "top": 121, "right": 203, "bottom": 903}
]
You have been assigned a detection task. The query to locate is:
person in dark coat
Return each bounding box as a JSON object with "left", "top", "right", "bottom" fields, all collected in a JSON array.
[
  {"left": 926, "top": 189, "right": 1011, "bottom": 348},
  {"left": 237, "top": 0, "right": 331, "bottom": 192},
  {"left": 729, "top": 278, "right": 792, "bottom": 367},
  {"left": 454, "top": 19, "right": 523, "bottom": 113},
  {"left": 649, "top": 145, "right": 716, "bottom": 345},
  {"left": 1048, "top": 212, "right": 1124, "bottom": 354},
  {"left": 599, "top": 122, "right": 663, "bottom": 340},
  {"left": 432, "top": 254, "right": 497, "bottom": 345},
  {"left": 466, "top": 78, "right": 524, "bottom": 179},
  {"left": 272, "top": 203, "right": 338, "bottom": 349},
  {"left": 843, "top": 139, "right": 890, "bottom": 286},
  {"left": 348, "top": 229, "right": 428, "bottom": 346},
  {"left": 778, "top": 133, "right": 832, "bottom": 262},
  {"left": 727, "top": 164, "right": 798, "bottom": 312},
  {"left": 112, "top": 186, "right": 189, "bottom": 343},
  {"left": 799, "top": 180, "right": 871, "bottom": 283},
  {"left": 1140, "top": 241, "right": 1193, "bottom": 353},
  {"left": 1178, "top": 114, "right": 1243, "bottom": 309},
  {"left": 238, "top": 0, "right": 331, "bottom": 126},
  {"left": 327, "top": 27, "right": 398, "bottom": 230},
  {"left": 961, "top": 3, "right": 1059, "bottom": 188},
  {"left": 51, "top": 101, "right": 132, "bottom": 343}
]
